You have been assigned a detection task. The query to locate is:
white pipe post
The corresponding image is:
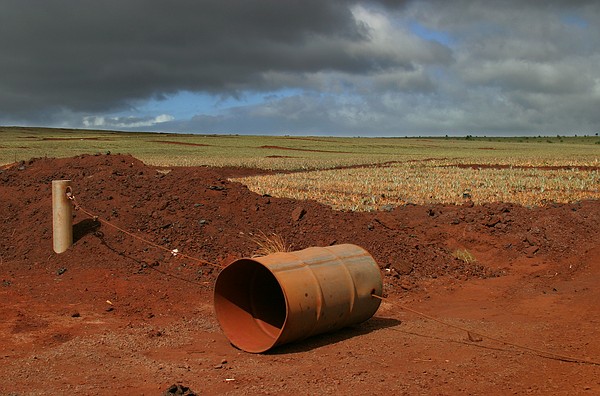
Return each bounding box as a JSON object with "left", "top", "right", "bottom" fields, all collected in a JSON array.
[{"left": 52, "top": 180, "right": 73, "bottom": 253}]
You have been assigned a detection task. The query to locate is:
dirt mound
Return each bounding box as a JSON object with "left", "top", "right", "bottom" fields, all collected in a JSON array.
[
  {"left": 2, "top": 154, "right": 598, "bottom": 285},
  {"left": 1, "top": 154, "right": 599, "bottom": 394}
]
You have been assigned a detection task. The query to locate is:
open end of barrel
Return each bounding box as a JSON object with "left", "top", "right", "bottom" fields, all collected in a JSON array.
[{"left": 214, "top": 259, "right": 287, "bottom": 353}]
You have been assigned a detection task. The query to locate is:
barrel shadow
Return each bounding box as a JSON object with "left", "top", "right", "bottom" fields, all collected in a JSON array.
[{"left": 267, "top": 316, "right": 401, "bottom": 355}]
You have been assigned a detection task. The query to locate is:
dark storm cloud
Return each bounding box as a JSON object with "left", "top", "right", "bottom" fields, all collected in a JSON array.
[
  {"left": 3, "top": 0, "right": 599, "bottom": 135},
  {"left": 0, "top": 0, "right": 418, "bottom": 119}
]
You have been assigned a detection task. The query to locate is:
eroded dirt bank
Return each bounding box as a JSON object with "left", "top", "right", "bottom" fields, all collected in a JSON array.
[{"left": 1, "top": 154, "right": 599, "bottom": 395}]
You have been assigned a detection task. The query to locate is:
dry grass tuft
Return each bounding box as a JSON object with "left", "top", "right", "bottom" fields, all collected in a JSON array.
[
  {"left": 250, "top": 231, "right": 290, "bottom": 257},
  {"left": 452, "top": 248, "right": 477, "bottom": 264}
]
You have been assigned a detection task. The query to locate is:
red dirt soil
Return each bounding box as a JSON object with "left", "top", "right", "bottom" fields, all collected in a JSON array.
[
  {"left": 1, "top": 154, "right": 599, "bottom": 395},
  {"left": 40, "top": 137, "right": 111, "bottom": 141},
  {"left": 151, "top": 140, "right": 211, "bottom": 147},
  {"left": 259, "top": 145, "right": 351, "bottom": 154}
]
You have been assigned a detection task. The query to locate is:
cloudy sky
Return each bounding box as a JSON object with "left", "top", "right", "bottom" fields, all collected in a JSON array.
[{"left": 1, "top": 0, "right": 599, "bottom": 136}]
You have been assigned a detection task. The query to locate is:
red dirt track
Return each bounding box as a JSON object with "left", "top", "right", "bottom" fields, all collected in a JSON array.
[{"left": 1, "top": 154, "right": 599, "bottom": 395}]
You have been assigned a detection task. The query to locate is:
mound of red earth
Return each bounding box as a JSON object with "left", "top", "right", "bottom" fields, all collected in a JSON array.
[{"left": 1, "top": 154, "right": 599, "bottom": 394}]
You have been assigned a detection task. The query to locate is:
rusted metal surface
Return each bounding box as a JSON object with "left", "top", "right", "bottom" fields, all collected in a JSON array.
[{"left": 214, "top": 244, "right": 382, "bottom": 353}]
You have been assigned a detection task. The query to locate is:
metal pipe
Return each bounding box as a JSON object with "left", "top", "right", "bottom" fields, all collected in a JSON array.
[
  {"left": 214, "top": 244, "right": 382, "bottom": 353},
  {"left": 52, "top": 180, "right": 73, "bottom": 253}
]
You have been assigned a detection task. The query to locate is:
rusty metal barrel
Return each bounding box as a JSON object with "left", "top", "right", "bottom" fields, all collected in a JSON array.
[{"left": 214, "top": 244, "right": 383, "bottom": 353}]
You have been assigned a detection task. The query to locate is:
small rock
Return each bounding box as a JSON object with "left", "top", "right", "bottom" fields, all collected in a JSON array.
[
  {"left": 463, "top": 200, "right": 474, "bottom": 208},
  {"left": 198, "top": 219, "right": 209, "bottom": 226},
  {"left": 367, "top": 223, "right": 374, "bottom": 230},
  {"left": 392, "top": 261, "right": 413, "bottom": 275},
  {"left": 208, "top": 185, "right": 225, "bottom": 191},
  {"left": 467, "top": 332, "right": 483, "bottom": 342},
  {"left": 291, "top": 207, "right": 306, "bottom": 222},
  {"left": 525, "top": 245, "right": 539, "bottom": 258},
  {"left": 221, "top": 359, "right": 228, "bottom": 365},
  {"left": 105, "top": 306, "right": 114, "bottom": 312},
  {"left": 498, "top": 205, "right": 510, "bottom": 213},
  {"left": 380, "top": 204, "right": 394, "bottom": 212},
  {"left": 56, "top": 268, "right": 67, "bottom": 276},
  {"left": 71, "top": 312, "right": 81, "bottom": 318},
  {"left": 485, "top": 216, "right": 501, "bottom": 227},
  {"left": 165, "top": 385, "right": 179, "bottom": 393},
  {"left": 163, "top": 384, "right": 197, "bottom": 396},
  {"left": 400, "top": 279, "right": 413, "bottom": 290}
]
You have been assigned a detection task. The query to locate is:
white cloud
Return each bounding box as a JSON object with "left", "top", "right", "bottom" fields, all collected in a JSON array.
[
  {"left": 350, "top": 4, "right": 453, "bottom": 67},
  {"left": 82, "top": 114, "right": 174, "bottom": 129}
]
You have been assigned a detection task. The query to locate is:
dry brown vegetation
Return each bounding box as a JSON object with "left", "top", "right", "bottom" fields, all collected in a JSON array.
[{"left": 232, "top": 159, "right": 600, "bottom": 210}]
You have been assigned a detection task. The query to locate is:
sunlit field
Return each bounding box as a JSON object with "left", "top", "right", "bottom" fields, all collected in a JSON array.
[{"left": 232, "top": 160, "right": 600, "bottom": 210}]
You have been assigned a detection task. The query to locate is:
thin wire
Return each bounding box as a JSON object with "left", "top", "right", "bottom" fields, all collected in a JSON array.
[
  {"left": 68, "top": 192, "right": 223, "bottom": 269},
  {"left": 372, "top": 294, "right": 600, "bottom": 366}
]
